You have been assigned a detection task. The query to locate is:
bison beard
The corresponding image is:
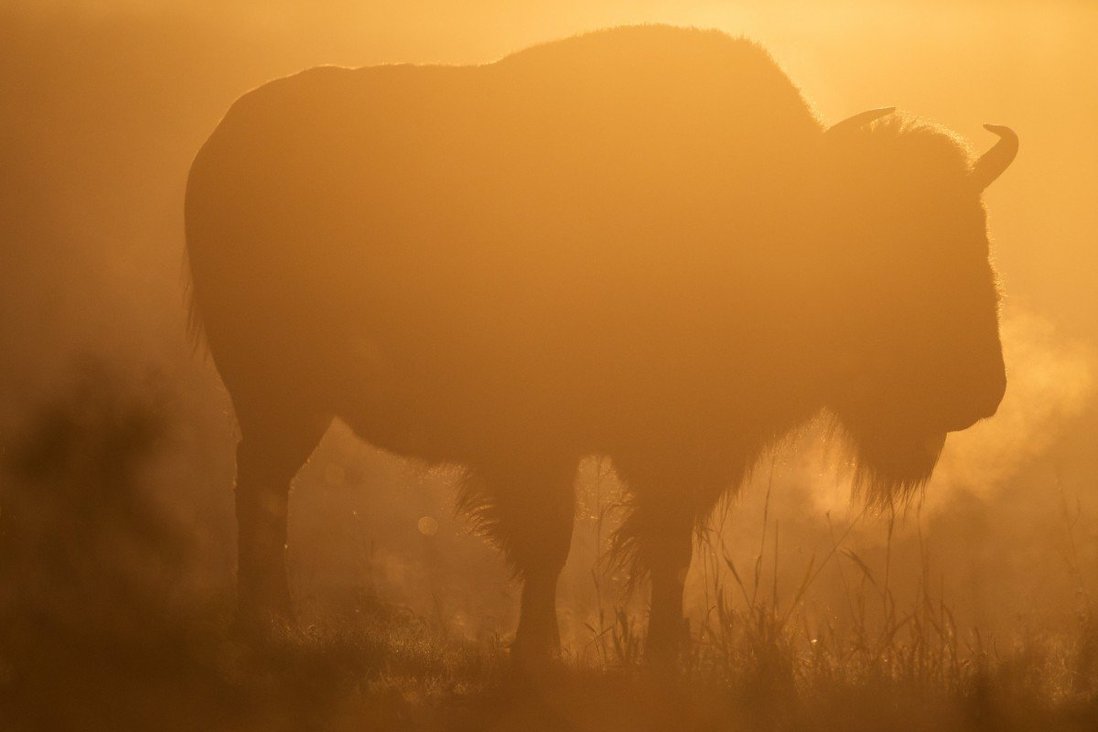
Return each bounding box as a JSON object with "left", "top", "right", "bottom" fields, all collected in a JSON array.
[
  {"left": 183, "top": 25, "right": 1013, "bottom": 665},
  {"left": 837, "top": 418, "right": 948, "bottom": 505}
]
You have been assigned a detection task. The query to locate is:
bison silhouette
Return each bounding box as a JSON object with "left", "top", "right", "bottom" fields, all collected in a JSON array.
[{"left": 184, "top": 25, "right": 1015, "bottom": 663}]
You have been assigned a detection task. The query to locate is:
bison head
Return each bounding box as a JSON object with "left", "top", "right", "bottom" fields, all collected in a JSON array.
[{"left": 815, "top": 111, "right": 1016, "bottom": 503}]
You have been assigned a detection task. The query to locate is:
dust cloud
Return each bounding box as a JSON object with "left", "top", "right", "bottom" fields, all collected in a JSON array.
[{"left": 1, "top": 1, "right": 1096, "bottom": 728}]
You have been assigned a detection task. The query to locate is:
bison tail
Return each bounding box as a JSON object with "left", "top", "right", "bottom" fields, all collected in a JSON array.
[{"left": 180, "top": 226, "right": 208, "bottom": 358}]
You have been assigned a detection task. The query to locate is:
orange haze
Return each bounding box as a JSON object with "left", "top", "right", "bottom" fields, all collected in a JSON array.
[{"left": 1, "top": 0, "right": 1096, "bottom": 683}]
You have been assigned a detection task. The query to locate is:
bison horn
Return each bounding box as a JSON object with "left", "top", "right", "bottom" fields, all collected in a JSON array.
[
  {"left": 826, "top": 107, "right": 895, "bottom": 135},
  {"left": 972, "top": 124, "right": 1018, "bottom": 190}
]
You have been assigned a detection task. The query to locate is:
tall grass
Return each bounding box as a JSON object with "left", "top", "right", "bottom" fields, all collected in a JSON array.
[
  {"left": 574, "top": 463, "right": 1098, "bottom": 730},
  {"left": 1, "top": 366, "right": 1096, "bottom": 730}
]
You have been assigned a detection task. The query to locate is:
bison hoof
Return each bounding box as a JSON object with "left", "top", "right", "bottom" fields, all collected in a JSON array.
[
  {"left": 510, "top": 637, "right": 564, "bottom": 680},
  {"left": 231, "top": 601, "right": 298, "bottom": 645},
  {"left": 644, "top": 618, "right": 690, "bottom": 668}
]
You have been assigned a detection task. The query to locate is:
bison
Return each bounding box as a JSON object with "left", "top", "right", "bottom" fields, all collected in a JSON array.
[{"left": 184, "top": 25, "right": 1015, "bottom": 663}]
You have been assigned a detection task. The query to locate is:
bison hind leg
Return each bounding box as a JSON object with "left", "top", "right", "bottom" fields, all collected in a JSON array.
[{"left": 232, "top": 395, "right": 331, "bottom": 636}]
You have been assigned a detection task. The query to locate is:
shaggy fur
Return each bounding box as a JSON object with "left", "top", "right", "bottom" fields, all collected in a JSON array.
[{"left": 184, "top": 25, "right": 1010, "bottom": 660}]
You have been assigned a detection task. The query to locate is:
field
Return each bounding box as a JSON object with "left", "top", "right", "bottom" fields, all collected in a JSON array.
[
  {"left": 1, "top": 364, "right": 1096, "bottom": 730},
  {"left": 1, "top": 2, "right": 1097, "bottom": 730}
]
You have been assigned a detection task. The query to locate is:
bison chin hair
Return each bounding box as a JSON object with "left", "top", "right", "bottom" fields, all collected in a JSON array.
[{"left": 825, "top": 412, "right": 946, "bottom": 508}]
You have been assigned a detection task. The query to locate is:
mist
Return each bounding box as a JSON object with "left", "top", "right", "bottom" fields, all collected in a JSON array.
[{"left": 2, "top": 2, "right": 1096, "bottom": 729}]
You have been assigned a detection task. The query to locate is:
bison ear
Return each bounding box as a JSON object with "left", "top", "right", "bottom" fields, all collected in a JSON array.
[
  {"left": 971, "top": 124, "right": 1018, "bottom": 190},
  {"left": 825, "top": 107, "right": 895, "bottom": 136}
]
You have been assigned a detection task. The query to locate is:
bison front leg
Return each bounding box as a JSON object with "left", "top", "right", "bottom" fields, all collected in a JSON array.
[
  {"left": 233, "top": 401, "right": 330, "bottom": 633},
  {"left": 645, "top": 517, "right": 694, "bottom": 662},
  {"left": 466, "top": 461, "right": 577, "bottom": 668},
  {"left": 616, "top": 459, "right": 728, "bottom": 665},
  {"left": 623, "top": 503, "right": 694, "bottom": 663}
]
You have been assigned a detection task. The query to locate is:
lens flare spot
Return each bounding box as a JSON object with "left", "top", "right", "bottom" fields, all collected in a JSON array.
[{"left": 417, "top": 516, "right": 439, "bottom": 537}]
